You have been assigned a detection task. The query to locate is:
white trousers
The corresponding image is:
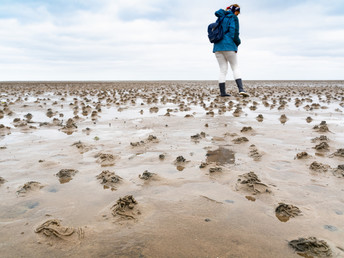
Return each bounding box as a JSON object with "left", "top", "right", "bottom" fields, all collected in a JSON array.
[{"left": 215, "top": 51, "right": 241, "bottom": 83}]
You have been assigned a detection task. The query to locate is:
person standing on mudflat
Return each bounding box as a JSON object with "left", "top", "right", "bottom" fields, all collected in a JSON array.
[{"left": 213, "top": 4, "right": 249, "bottom": 97}]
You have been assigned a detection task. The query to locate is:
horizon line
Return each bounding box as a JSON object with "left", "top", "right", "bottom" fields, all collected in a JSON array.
[{"left": 1, "top": 79, "right": 344, "bottom": 83}]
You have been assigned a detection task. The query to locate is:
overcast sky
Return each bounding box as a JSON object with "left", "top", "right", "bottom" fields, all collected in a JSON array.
[{"left": 0, "top": 0, "right": 344, "bottom": 81}]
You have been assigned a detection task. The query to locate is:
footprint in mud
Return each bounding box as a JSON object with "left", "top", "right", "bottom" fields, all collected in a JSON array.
[
  {"left": 130, "top": 140, "right": 145, "bottom": 147},
  {"left": 95, "top": 153, "right": 117, "bottom": 167},
  {"left": 329, "top": 148, "right": 344, "bottom": 158},
  {"left": 256, "top": 114, "right": 264, "bottom": 122},
  {"left": 288, "top": 237, "right": 332, "bottom": 257},
  {"left": 209, "top": 167, "right": 222, "bottom": 173},
  {"left": 0, "top": 124, "right": 11, "bottom": 135},
  {"left": 139, "top": 170, "right": 157, "bottom": 180},
  {"left": 56, "top": 169, "right": 78, "bottom": 184},
  {"left": 309, "top": 161, "right": 331, "bottom": 173},
  {"left": 174, "top": 155, "right": 188, "bottom": 171},
  {"left": 237, "top": 172, "right": 270, "bottom": 195},
  {"left": 130, "top": 135, "right": 159, "bottom": 147},
  {"left": 279, "top": 114, "right": 288, "bottom": 124},
  {"left": 249, "top": 145, "right": 262, "bottom": 161},
  {"left": 149, "top": 106, "right": 159, "bottom": 113},
  {"left": 311, "top": 135, "right": 329, "bottom": 143},
  {"left": 275, "top": 203, "right": 302, "bottom": 222},
  {"left": 60, "top": 118, "right": 78, "bottom": 135},
  {"left": 333, "top": 165, "right": 344, "bottom": 178},
  {"left": 232, "top": 107, "right": 242, "bottom": 117},
  {"left": 72, "top": 141, "right": 92, "bottom": 154},
  {"left": 190, "top": 132, "right": 206, "bottom": 142},
  {"left": 295, "top": 152, "right": 310, "bottom": 159},
  {"left": 0, "top": 176, "right": 6, "bottom": 186},
  {"left": 313, "top": 142, "right": 330, "bottom": 152},
  {"left": 35, "top": 219, "right": 85, "bottom": 241},
  {"left": 199, "top": 162, "right": 209, "bottom": 168},
  {"left": 240, "top": 126, "right": 253, "bottom": 133},
  {"left": 233, "top": 137, "right": 249, "bottom": 144},
  {"left": 245, "top": 196, "right": 256, "bottom": 202},
  {"left": 313, "top": 121, "right": 329, "bottom": 132},
  {"left": 96, "top": 170, "right": 122, "bottom": 190},
  {"left": 111, "top": 195, "right": 140, "bottom": 220},
  {"left": 17, "top": 181, "right": 44, "bottom": 196},
  {"left": 12, "top": 118, "right": 28, "bottom": 128},
  {"left": 82, "top": 127, "right": 91, "bottom": 135}
]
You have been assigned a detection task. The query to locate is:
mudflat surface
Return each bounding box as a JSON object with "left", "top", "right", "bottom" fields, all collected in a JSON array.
[{"left": 0, "top": 81, "right": 344, "bottom": 257}]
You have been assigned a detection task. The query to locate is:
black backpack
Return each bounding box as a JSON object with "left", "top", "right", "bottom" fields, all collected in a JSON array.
[{"left": 207, "top": 16, "right": 226, "bottom": 43}]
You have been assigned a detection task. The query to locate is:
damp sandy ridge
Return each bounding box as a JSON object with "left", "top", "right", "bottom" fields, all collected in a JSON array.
[{"left": 0, "top": 81, "right": 344, "bottom": 257}]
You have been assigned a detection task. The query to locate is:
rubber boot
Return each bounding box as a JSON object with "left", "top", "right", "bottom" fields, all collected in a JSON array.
[
  {"left": 235, "top": 79, "right": 249, "bottom": 97},
  {"left": 219, "top": 83, "right": 231, "bottom": 97}
]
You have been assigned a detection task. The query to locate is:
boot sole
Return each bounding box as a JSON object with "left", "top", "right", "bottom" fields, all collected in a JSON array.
[{"left": 239, "top": 92, "right": 249, "bottom": 97}]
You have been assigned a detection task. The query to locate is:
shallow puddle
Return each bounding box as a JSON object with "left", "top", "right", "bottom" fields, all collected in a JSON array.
[{"left": 206, "top": 147, "right": 235, "bottom": 165}]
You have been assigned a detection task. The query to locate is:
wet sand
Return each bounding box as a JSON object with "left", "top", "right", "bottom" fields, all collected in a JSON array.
[{"left": 0, "top": 80, "right": 344, "bottom": 257}]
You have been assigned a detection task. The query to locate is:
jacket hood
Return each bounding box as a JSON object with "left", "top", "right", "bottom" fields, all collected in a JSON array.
[{"left": 215, "top": 9, "right": 233, "bottom": 18}]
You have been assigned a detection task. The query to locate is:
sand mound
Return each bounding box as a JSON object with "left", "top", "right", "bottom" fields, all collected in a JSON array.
[
  {"left": 139, "top": 170, "right": 157, "bottom": 180},
  {"left": 95, "top": 153, "right": 116, "bottom": 167},
  {"left": 199, "top": 162, "right": 208, "bottom": 168},
  {"left": 333, "top": 165, "right": 344, "bottom": 178},
  {"left": 275, "top": 203, "right": 302, "bottom": 222},
  {"left": 0, "top": 126, "right": 11, "bottom": 136},
  {"left": 190, "top": 132, "right": 206, "bottom": 142},
  {"left": 209, "top": 167, "right": 222, "bottom": 173},
  {"left": 0, "top": 176, "right": 6, "bottom": 186},
  {"left": 279, "top": 114, "right": 288, "bottom": 124},
  {"left": 111, "top": 195, "right": 140, "bottom": 220},
  {"left": 314, "top": 142, "right": 330, "bottom": 151},
  {"left": 313, "top": 121, "right": 329, "bottom": 132},
  {"left": 0, "top": 124, "right": 12, "bottom": 136},
  {"left": 311, "top": 135, "right": 329, "bottom": 143},
  {"left": 13, "top": 118, "right": 28, "bottom": 127},
  {"left": 288, "top": 237, "right": 332, "bottom": 257},
  {"left": 174, "top": 155, "right": 188, "bottom": 171},
  {"left": 241, "top": 126, "right": 252, "bottom": 133},
  {"left": 309, "top": 162, "right": 331, "bottom": 173},
  {"left": 56, "top": 169, "right": 78, "bottom": 183},
  {"left": 237, "top": 172, "right": 270, "bottom": 195},
  {"left": 249, "top": 145, "right": 262, "bottom": 161},
  {"left": 233, "top": 137, "right": 249, "bottom": 144},
  {"left": 130, "top": 135, "right": 159, "bottom": 147},
  {"left": 295, "top": 152, "right": 310, "bottom": 159},
  {"left": 17, "top": 181, "right": 44, "bottom": 195},
  {"left": 306, "top": 116, "right": 313, "bottom": 123},
  {"left": 256, "top": 114, "right": 264, "bottom": 122},
  {"left": 330, "top": 148, "right": 344, "bottom": 158},
  {"left": 97, "top": 170, "right": 122, "bottom": 190},
  {"left": 60, "top": 118, "right": 78, "bottom": 135},
  {"left": 35, "top": 219, "right": 84, "bottom": 240},
  {"left": 72, "top": 141, "right": 92, "bottom": 154},
  {"left": 174, "top": 156, "right": 186, "bottom": 163}
]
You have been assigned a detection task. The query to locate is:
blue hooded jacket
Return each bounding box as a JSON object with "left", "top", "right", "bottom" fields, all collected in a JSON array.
[{"left": 213, "top": 9, "right": 241, "bottom": 53}]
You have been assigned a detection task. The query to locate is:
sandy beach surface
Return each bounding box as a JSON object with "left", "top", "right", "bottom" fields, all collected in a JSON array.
[{"left": 0, "top": 81, "right": 343, "bottom": 257}]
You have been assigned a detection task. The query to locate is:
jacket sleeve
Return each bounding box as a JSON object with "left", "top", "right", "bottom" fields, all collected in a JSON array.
[{"left": 232, "top": 16, "right": 241, "bottom": 46}]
